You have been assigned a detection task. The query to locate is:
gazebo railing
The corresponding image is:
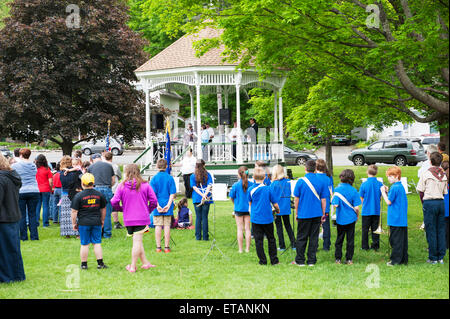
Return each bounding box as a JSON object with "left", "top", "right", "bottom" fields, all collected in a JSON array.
[{"left": 134, "top": 141, "right": 284, "bottom": 173}]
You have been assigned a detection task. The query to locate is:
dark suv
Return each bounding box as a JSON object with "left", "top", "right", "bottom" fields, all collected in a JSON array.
[{"left": 348, "top": 138, "right": 427, "bottom": 166}]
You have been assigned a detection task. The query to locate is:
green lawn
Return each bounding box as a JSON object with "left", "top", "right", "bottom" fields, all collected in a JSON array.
[{"left": 1, "top": 166, "right": 448, "bottom": 299}]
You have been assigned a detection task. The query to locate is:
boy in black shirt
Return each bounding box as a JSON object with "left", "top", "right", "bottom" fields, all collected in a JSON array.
[{"left": 71, "top": 173, "right": 107, "bottom": 270}]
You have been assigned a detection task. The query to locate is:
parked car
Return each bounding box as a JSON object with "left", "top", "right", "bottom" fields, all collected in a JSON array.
[
  {"left": 332, "top": 134, "right": 352, "bottom": 146},
  {"left": 421, "top": 137, "right": 440, "bottom": 146},
  {"left": 284, "top": 146, "right": 318, "bottom": 166},
  {"left": 348, "top": 138, "right": 427, "bottom": 166},
  {"left": 81, "top": 137, "right": 124, "bottom": 156},
  {"left": 1, "top": 148, "right": 13, "bottom": 158}
]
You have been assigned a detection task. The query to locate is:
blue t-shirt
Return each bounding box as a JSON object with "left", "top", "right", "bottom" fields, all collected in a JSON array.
[
  {"left": 331, "top": 183, "right": 362, "bottom": 225},
  {"left": 229, "top": 179, "right": 254, "bottom": 213},
  {"left": 270, "top": 178, "right": 292, "bottom": 215},
  {"left": 315, "top": 173, "right": 334, "bottom": 214},
  {"left": 190, "top": 172, "right": 213, "bottom": 204},
  {"left": 293, "top": 173, "right": 327, "bottom": 219},
  {"left": 248, "top": 183, "right": 278, "bottom": 224},
  {"left": 387, "top": 181, "right": 408, "bottom": 227},
  {"left": 178, "top": 206, "right": 191, "bottom": 223},
  {"left": 359, "top": 177, "right": 383, "bottom": 216},
  {"left": 150, "top": 171, "right": 177, "bottom": 216}
]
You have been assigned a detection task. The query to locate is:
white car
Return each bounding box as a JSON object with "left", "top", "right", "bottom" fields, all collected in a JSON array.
[{"left": 81, "top": 137, "right": 124, "bottom": 156}]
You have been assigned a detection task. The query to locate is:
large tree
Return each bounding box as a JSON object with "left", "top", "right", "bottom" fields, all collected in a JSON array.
[
  {"left": 145, "top": 0, "right": 449, "bottom": 148},
  {"left": 0, "top": 0, "right": 148, "bottom": 155}
]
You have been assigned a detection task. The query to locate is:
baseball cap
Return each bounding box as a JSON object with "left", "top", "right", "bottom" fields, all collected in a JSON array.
[
  {"left": 91, "top": 153, "right": 101, "bottom": 160},
  {"left": 81, "top": 173, "right": 95, "bottom": 186}
]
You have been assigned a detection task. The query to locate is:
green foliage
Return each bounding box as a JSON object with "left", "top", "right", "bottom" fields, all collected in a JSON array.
[
  {"left": 0, "top": 0, "right": 148, "bottom": 155},
  {"left": 127, "top": 0, "right": 184, "bottom": 57},
  {"left": 144, "top": 0, "right": 448, "bottom": 139}
]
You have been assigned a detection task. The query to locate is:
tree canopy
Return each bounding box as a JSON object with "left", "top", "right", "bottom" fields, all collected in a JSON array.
[
  {"left": 144, "top": 0, "right": 449, "bottom": 146},
  {"left": 0, "top": 0, "right": 149, "bottom": 154}
]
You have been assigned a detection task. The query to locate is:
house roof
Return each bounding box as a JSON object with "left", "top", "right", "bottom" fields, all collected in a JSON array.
[{"left": 135, "top": 27, "right": 243, "bottom": 73}]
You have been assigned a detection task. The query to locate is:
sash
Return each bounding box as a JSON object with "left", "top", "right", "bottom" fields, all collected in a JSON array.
[
  {"left": 331, "top": 192, "right": 355, "bottom": 210},
  {"left": 300, "top": 177, "right": 320, "bottom": 201}
]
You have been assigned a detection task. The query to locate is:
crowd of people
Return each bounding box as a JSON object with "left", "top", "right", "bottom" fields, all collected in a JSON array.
[{"left": 0, "top": 141, "right": 448, "bottom": 283}]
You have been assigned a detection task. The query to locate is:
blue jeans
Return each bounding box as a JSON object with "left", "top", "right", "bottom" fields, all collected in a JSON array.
[
  {"left": 194, "top": 203, "right": 210, "bottom": 240},
  {"left": 19, "top": 192, "right": 40, "bottom": 241},
  {"left": 95, "top": 187, "right": 113, "bottom": 238},
  {"left": 423, "top": 199, "right": 446, "bottom": 261},
  {"left": 50, "top": 188, "right": 61, "bottom": 222},
  {"left": 36, "top": 192, "right": 51, "bottom": 227}
]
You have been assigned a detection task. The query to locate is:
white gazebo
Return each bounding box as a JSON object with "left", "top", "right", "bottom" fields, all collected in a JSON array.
[{"left": 134, "top": 27, "right": 287, "bottom": 171}]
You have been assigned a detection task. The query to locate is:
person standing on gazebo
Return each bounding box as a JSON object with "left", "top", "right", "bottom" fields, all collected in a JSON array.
[
  {"left": 201, "top": 124, "right": 210, "bottom": 161},
  {"left": 183, "top": 123, "right": 197, "bottom": 149},
  {"left": 229, "top": 122, "right": 239, "bottom": 162}
]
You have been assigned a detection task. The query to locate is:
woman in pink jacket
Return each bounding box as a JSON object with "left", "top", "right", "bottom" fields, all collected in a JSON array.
[{"left": 111, "top": 164, "right": 158, "bottom": 273}]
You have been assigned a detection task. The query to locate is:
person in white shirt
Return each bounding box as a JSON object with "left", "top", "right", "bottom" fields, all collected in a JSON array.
[
  {"left": 173, "top": 148, "right": 197, "bottom": 198},
  {"left": 229, "top": 122, "right": 240, "bottom": 161},
  {"left": 183, "top": 123, "right": 197, "bottom": 148},
  {"left": 418, "top": 144, "right": 439, "bottom": 230},
  {"left": 206, "top": 123, "right": 215, "bottom": 143}
]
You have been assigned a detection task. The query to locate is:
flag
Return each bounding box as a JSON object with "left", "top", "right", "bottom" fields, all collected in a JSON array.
[
  {"left": 164, "top": 118, "right": 171, "bottom": 175},
  {"left": 106, "top": 123, "right": 111, "bottom": 152}
]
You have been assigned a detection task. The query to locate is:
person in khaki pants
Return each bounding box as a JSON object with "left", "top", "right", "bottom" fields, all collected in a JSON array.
[{"left": 150, "top": 159, "right": 177, "bottom": 253}]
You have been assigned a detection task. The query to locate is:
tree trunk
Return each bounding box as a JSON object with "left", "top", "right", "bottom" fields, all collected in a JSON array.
[
  {"left": 325, "top": 137, "right": 333, "bottom": 177},
  {"left": 60, "top": 140, "right": 74, "bottom": 156},
  {"left": 438, "top": 115, "right": 449, "bottom": 154}
]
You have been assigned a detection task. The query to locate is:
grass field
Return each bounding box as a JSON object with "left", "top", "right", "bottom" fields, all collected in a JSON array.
[{"left": 1, "top": 166, "right": 448, "bottom": 299}]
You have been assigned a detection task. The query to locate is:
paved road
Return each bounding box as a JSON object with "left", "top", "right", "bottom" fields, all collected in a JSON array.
[
  {"left": 31, "top": 145, "right": 426, "bottom": 167},
  {"left": 36, "top": 150, "right": 142, "bottom": 166}
]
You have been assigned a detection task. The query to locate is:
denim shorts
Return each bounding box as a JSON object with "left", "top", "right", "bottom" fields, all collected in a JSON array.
[{"left": 78, "top": 225, "right": 102, "bottom": 245}]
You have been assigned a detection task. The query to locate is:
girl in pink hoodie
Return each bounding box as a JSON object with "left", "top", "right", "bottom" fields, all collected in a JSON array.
[{"left": 111, "top": 164, "right": 158, "bottom": 273}]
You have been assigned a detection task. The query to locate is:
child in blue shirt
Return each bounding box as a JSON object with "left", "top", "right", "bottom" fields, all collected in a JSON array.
[
  {"left": 331, "top": 169, "right": 361, "bottom": 265},
  {"left": 292, "top": 160, "right": 327, "bottom": 266},
  {"left": 230, "top": 166, "right": 254, "bottom": 253},
  {"left": 270, "top": 164, "right": 295, "bottom": 251},
  {"left": 359, "top": 165, "right": 384, "bottom": 251},
  {"left": 248, "top": 167, "right": 280, "bottom": 265},
  {"left": 315, "top": 159, "right": 334, "bottom": 251},
  {"left": 381, "top": 166, "right": 408, "bottom": 266},
  {"left": 150, "top": 159, "right": 177, "bottom": 253},
  {"left": 190, "top": 159, "right": 213, "bottom": 241}
]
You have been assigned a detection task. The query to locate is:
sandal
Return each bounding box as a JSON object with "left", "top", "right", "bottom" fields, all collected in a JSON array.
[
  {"left": 141, "top": 263, "right": 156, "bottom": 269},
  {"left": 126, "top": 264, "right": 136, "bottom": 273}
]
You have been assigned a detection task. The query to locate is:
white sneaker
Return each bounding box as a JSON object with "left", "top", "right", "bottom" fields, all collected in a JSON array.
[{"left": 438, "top": 259, "right": 444, "bottom": 264}]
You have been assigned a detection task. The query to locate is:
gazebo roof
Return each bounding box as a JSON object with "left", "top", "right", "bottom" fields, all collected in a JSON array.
[{"left": 135, "top": 27, "right": 243, "bottom": 73}]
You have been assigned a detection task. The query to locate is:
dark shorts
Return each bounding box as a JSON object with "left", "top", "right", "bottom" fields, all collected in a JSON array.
[
  {"left": 78, "top": 225, "right": 102, "bottom": 245},
  {"left": 126, "top": 225, "right": 149, "bottom": 236},
  {"left": 234, "top": 211, "right": 250, "bottom": 217}
]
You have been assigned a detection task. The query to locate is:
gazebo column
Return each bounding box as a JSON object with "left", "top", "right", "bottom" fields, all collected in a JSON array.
[
  {"left": 195, "top": 73, "right": 202, "bottom": 159},
  {"left": 189, "top": 86, "right": 195, "bottom": 126},
  {"left": 278, "top": 87, "right": 285, "bottom": 162},
  {"left": 235, "top": 71, "right": 243, "bottom": 163},
  {"left": 273, "top": 90, "right": 278, "bottom": 143}
]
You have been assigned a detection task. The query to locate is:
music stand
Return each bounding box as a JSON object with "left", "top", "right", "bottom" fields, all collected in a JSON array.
[
  {"left": 279, "top": 180, "right": 297, "bottom": 256},
  {"left": 203, "top": 183, "right": 228, "bottom": 261}
]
